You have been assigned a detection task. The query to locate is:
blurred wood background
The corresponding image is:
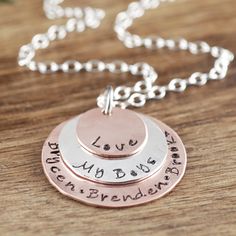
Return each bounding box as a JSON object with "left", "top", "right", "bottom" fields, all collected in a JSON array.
[{"left": 0, "top": 0, "right": 236, "bottom": 235}]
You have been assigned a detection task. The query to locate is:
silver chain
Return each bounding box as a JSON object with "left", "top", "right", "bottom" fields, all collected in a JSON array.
[{"left": 18, "top": 0, "right": 234, "bottom": 109}]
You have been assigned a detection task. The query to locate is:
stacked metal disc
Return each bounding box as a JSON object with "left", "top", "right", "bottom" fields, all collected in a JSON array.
[{"left": 42, "top": 108, "right": 187, "bottom": 208}]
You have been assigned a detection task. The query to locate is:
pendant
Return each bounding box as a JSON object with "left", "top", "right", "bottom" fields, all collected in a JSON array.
[{"left": 42, "top": 106, "right": 187, "bottom": 208}]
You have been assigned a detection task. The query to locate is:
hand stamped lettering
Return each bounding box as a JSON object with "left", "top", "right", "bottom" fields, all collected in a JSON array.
[
  {"left": 165, "top": 131, "right": 177, "bottom": 145},
  {"left": 113, "top": 169, "right": 126, "bottom": 179},
  {"left": 72, "top": 161, "right": 105, "bottom": 179},
  {"left": 147, "top": 157, "right": 156, "bottom": 165},
  {"left": 42, "top": 116, "right": 186, "bottom": 207},
  {"left": 85, "top": 182, "right": 172, "bottom": 203},
  {"left": 70, "top": 155, "right": 158, "bottom": 182},
  {"left": 130, "top": 170, "right": 138, "bottom": 176},
  {"left": 129, "top": 139, "right": 138, "bottom": 146},
  {"left": 92, "top": 136, "right": 138, "bottom": 152},
  {"left": 136, "top": 164, "right": 150, "bottom": 173},
  {"left": 95, "top": 168, "right": 104, "bottom": 179},
  {"left": 72, "top": 161, "right": 94, "bottom": 173},
  {"left": 46, "top": 142, "right": 76, "bottom": 192}
]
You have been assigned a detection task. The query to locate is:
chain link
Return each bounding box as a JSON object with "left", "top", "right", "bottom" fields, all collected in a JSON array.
[{"left": 18, "top": 0, "right": 234, "bottom": 109}]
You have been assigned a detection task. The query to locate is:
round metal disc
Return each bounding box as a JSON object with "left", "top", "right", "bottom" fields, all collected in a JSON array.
[
  {"left": 76, "top": 108, "right": 147, "bottom": 158},
  {"left": 58, "top": 113, "right": 168, "bottom": 184},
  {"left": 42, "top": 114, "right": 187, "bottom": 208}
]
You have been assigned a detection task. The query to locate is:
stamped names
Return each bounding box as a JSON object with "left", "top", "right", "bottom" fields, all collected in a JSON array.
[{"left": 42, "top": 117, "right": 186, "bottom": 208}]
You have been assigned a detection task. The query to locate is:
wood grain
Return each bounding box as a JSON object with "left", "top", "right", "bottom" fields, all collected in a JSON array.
[{"left": 0, "top": 0, "right": 236, "bottom": 235}]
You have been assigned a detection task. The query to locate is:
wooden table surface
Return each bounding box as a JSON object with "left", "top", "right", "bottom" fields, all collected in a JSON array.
[{"left": 0, "top": 0, "right": 236, "bottom": 235}]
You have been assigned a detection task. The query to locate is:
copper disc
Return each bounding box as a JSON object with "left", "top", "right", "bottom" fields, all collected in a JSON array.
[
  {"left": 42, "top": 112, "right": 187, "bottom": 208},
  {"left": 76, "top": 108, "right": 147, "bottom": 158}
]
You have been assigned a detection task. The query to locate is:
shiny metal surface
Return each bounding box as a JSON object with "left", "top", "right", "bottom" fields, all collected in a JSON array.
[
  {"left": 42, "top": 116, "right": 187, "bottom": 208},
  {"left": 76, "top": 108, "right": 147, "bottom": 158},
  {"left": 59, "top": 112, "right": 168, "bottom": 184},
  {"left": 18, "top": 0, "right": 234, "bottom": 109}
]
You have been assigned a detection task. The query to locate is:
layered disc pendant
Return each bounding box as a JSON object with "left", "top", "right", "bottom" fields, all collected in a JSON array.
[{"left": 42, "top": 108, "right": 187, "bottom": 208}]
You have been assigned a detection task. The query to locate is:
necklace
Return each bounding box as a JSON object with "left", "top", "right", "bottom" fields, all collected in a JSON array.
[{"left": 18, "top": 0, "right": 234, "bottom": 208}]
